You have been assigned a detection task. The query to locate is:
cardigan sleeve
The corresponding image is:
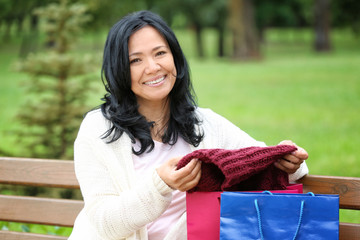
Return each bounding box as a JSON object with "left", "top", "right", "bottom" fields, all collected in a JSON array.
[{"left": 74, "top": 134, "right": 174, "bottom": 239}]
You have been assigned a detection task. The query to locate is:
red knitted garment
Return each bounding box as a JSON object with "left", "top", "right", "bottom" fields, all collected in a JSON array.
[{"left": 177, "top": 145, "right": 297, "bottom": 192}]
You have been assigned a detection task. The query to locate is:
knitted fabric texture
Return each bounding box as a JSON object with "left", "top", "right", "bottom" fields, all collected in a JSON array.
[{"left": 177, "top": 145, "right": 297, "bottom": 192}]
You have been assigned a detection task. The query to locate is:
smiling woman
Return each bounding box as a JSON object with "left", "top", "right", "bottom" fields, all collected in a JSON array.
[
  {"left": 68, "top": 10, "right": 309, "bottom": 240},
  {"left": 99, "top": 10, "right": 201, "bottom": 156},
  {"left": 128, "top": 26, "right": 177, "bottom": 136}
]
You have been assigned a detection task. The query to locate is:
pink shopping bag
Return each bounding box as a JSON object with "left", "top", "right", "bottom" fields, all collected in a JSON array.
[{"left": 186, "top": 184, "right": 303, "bottom": 240}]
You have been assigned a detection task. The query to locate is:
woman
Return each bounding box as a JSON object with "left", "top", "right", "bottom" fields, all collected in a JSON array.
[{"left": 69, "top": 10, "right": 308, "bottom": 240}]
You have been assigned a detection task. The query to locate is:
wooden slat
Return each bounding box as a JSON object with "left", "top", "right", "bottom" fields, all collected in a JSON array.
[
  {"left": 297, "top": 175, "right": 360, "bottom": 210},
  {"left": 340, "top": 222, "right": 360, "bottom": 240},
  {"left": 2, "top": 224, "right": 357, "bottom": 240},
  {"left": 0, "top": 195, "right": 83, "bottom": 227},
  {"left": 0, "top": 157, "right": 79, "bottom": 188},
  {"left": 0, "top": 231, "right": 67, "bottom": 240}
]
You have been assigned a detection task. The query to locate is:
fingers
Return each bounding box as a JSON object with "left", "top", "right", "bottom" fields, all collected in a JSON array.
[
  {"left": 156, "top": 158, "right": 202, "bottom": 192},
  {"left": 292, "top": 146, "right": 308, "bottom": 160},
  {"left": 176, "top": 159, "right": 201, "bottom": 192},
  {"left": 277, "top": 140, "right": 309, "bottom": 174},
  {"left": 283, "top": 153, "right": 304, "bottom": 164},
  {"left": 174, "top": 159, "right": 202, "bottom": 192},
  {"left": 279, "top": 140, "right": 294, "bottom": 145},
  {"left": 274, "top": 158, "right": 301, "bottom": 174},
  {"left": 278, "top": 140, "right": 308, "bottom": 161}
]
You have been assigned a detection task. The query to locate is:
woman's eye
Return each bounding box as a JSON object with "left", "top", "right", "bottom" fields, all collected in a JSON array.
[
  {"left": 130, "top": 58, "right": 140, "bottom": 64},
  {"left": 156, "top": 51, "right": 166, "bottom": 56}
]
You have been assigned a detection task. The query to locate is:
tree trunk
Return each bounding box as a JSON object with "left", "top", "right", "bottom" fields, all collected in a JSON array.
[
  {"left": 194, "top": 24, "right": 204, "bottom": 58},
  {"left": 30, "top": 15, "right": 39, "bottom": 31},
  {"left": 229, "top": 0, "right": 260, "bottom": 60},
  {"left": 217, "top": 25, "right": 225, "bottom": 57},
  {"left": 19, "top": 15, "right": 39, "bottom": 58},
  {"left": 314, "top": 0, "right": 331, "bottom": 51},
  {"left": 3, "top": 19, "right": 13, "bottom": 42}
]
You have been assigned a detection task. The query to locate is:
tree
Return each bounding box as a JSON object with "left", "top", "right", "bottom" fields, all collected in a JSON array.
[
  {"left": 165, "top": 0, "right": 227, "bottom": 58},
  {"left": 212, "top": 0, "right": 228, "bottom": 57},
  {"left": 332, "top": 0, "right": 360, "bottom": 37},
  {"left": 0, "top": 0, "right": 46, "bottom": 41},
  {"left": 15, "top": 0, "right": 97, "bottom": 159},
  {"left": 229, "top": 0, "right": 261, "bottom": 60},
  {"left": 79, "top": 0, "right": 133, "bottom": 29},
  {"left": 174, "top": 0, "right": 208, "bottom": 58},
  {"left": 254, "top": 0, "right": 311, "bottom": 42},
  {"left": 314, "top": 0, "right": 332, "bottom": 51}
]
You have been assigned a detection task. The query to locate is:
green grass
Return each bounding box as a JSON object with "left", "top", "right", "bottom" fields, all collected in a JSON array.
[
  {"left": 189, "top": 54, "right": 360, "bottom": 177},
  {"left": 182, "top": 29, "right": 360, "bottom": 179},
  {"left": 0, "top": 27, "right": 359, "bottom": 234},
  {"left": 0, "top": 221, "right": 72, "bottom": 236},
  {"left": 0, "top": 46, "right": 28, "bottom": 156}
]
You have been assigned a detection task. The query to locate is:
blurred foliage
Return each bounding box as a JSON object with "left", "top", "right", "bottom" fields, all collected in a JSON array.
[
  {"left": 332, "top": 0, "right": 360, "bottom": 36},
  {"left": 167, "top": 0, "right": 228, "bottom": 58},
  {"left": 0, "top": 0, "right": 359, "bottom": 33},
  {"left": 1, "top": 0, "right": 359, "bottom": 58},
  {"left": 255, "top": 0, "right": 312, "bottom": 36},
  {"left": 34, "top": 0, "right": 92, "bottom": 52},
  {"left": 14, "top": 0, "right": 97, "bottom": 159},
  {"left": 0, "top": 0, "right": 358, "bottom": 157},
  {"left": 79, "top": 0, "right": 146, "bottom": 29}
]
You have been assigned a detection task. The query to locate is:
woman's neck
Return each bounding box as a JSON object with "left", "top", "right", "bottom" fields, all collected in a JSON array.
[{"left": 138, "top": 100, "right": 170, "bottom": 141}]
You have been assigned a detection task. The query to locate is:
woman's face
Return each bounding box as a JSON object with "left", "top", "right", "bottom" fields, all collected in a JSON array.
[{"left": 128, "top": 26, "right": 177, "bottom": 107}]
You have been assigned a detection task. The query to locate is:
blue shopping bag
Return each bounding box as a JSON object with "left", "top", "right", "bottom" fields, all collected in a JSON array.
[{"left": 220, "top": 192, "right": 339, "bottom": 240}]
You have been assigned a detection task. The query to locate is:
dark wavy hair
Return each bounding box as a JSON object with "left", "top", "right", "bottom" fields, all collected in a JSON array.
[{"left": 100, "top": 10, "right": 203, "bottom": 155}]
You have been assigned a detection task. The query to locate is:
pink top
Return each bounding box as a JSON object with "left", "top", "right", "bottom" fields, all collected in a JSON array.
[{"left": 132, "top": 137, "right": 191, "bottom": 240}]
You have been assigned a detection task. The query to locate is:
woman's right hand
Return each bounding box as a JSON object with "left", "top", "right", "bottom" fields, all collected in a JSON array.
[{"left": 156, "top": 157, "right": 201, "bottom": 192}]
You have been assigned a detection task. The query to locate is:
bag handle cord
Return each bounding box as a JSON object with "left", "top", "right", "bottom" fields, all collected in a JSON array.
[{"left": 254, "top": 192, "right": 314, "bottom": 240}]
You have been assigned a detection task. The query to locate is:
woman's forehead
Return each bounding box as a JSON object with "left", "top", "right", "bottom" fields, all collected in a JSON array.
[{"left": 128, "top": 26, "right": 169, "bottom": 54}]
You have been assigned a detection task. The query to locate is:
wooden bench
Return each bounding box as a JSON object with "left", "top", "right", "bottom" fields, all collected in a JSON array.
[
  {"left": 0, "top": 157, "right": 359, "bottom": 239},
  {"left": 0, "top": 157, "right": 83, "bottom": 240}
]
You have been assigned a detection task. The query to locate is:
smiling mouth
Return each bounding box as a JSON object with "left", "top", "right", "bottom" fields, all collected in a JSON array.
[{"left": 144, "top": 76, "right": 166, "bottom": 86}]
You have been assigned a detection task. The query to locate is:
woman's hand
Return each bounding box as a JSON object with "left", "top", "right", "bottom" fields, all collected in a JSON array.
[
  {"left": 274, "top": 140, "right": 308, "bottom": 174},
  {"left": 156, "top": 157, "right": 202, "bottom": 192}
]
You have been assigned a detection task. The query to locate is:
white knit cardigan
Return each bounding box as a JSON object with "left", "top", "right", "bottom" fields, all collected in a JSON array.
[{"left": 68, "top": 107, "right": 308, "bottom": 240}]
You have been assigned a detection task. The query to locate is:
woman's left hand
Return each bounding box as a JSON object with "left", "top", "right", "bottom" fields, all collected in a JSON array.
[{"left": 274, "top": 140, "right": 309, "bottom": 174}]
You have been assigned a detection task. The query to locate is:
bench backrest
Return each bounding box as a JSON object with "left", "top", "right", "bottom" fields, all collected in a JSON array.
[
  {"left": 0, "top": 157, "right": 359, "bottom": 239},
  {"left": 0, "top": 157, "right": 83, "bottom": 240}
]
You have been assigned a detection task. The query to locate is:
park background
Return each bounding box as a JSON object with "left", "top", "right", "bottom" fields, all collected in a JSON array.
[{"left": 0, "top": 0, "right": 359, "bottom": 236}]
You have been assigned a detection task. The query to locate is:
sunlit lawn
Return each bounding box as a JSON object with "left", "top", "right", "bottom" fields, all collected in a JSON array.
[
  {"left": 0, "top": 28, "right": 359, "bottom": 235},
  {"left": 184, "top": 29, "right": 360, "bottom": 179}
]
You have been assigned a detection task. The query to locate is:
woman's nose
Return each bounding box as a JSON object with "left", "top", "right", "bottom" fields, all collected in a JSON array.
[{"left": 145, "top": 58, "right": 160, "bottom": 74}]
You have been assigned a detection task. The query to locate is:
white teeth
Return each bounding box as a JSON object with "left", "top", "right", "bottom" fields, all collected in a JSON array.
[{"left": 144, "top": 76, "right": 165, "bottom": 85}]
